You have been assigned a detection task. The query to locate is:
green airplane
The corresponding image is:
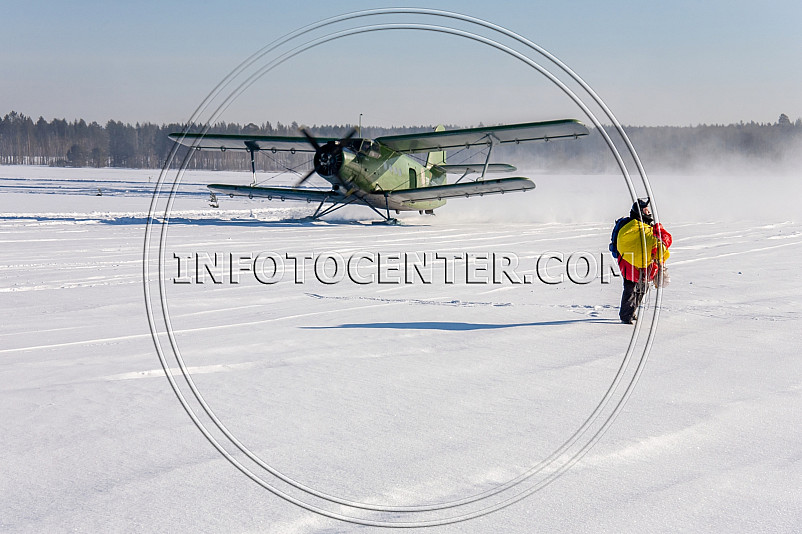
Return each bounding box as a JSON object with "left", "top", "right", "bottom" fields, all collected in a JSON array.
[{"left": 169, "top": 119, "right": 588, "bottom": 223}]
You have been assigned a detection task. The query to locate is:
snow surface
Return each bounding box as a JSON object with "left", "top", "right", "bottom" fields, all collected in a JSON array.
[{"left": 1, "top": 166, "right": 800, "bottom": 532}]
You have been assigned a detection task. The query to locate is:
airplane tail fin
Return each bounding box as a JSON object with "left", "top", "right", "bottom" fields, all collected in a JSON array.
[{"left": 425, "top": 125, "right": 447, "bottom": 168}]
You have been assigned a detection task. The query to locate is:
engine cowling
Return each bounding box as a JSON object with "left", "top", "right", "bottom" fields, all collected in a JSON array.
[{"left": 313, "top": 142, "right": 344, "bottom": 178}]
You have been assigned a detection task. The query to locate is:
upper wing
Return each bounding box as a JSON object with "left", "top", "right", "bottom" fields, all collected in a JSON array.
[
  {"left": 169, "top": 133, "right": 337, "bottom": 153},
  {"left": 376, "top": 119, "right": 588, "bottom": 154},
  {"left": 208, "top": 184, "right": 342, "bottom": 202},
  {"left": 385, "top": 177, "right": 534, "bottom": 203}
]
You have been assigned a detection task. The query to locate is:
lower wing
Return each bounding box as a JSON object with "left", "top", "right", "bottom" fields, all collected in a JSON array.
[
  {"left": 386, "top": 177, "right": 535, "bottom": 202},
  {"left": 208, "top": 184, "right": 342, "bottom": 203}
]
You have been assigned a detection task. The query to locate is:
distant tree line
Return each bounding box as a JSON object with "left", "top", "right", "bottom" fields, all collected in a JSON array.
[
  {"left": 1, "top": 110, "right": 800, "bottom": 173},
  {"left": 492, "top": 114, "right": 802, "bottom": 173}
]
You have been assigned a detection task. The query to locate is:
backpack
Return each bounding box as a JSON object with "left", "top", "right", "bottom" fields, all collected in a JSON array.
[{"left": 609, "top": 217, "right": 631, "bottom": 258}]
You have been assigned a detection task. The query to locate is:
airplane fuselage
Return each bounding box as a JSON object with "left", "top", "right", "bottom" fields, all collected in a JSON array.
[{"left": 324, "top": 139, "right": 447, "bottom": 212}]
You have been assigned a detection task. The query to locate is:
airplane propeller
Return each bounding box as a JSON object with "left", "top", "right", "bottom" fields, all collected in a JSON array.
[{"left": 295, "top": 127, "right": 358, "bottom": 187}]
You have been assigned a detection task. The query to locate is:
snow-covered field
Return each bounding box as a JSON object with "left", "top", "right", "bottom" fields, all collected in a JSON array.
[{"left": 1, "top": 166, "right": 800, "bottom": 532}]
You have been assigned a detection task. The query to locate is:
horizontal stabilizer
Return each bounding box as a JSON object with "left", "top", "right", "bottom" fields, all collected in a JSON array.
[
  {"left": 385, "top": 177, "right": 535, "bottom": 203},
  {"left": 433, "top": 163, "right": 516, "bottom": 174}
]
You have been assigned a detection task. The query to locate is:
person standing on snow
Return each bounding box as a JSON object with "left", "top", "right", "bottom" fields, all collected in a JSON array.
[{"left": 611, "top": 198, "right": 672, "bottom": 324}]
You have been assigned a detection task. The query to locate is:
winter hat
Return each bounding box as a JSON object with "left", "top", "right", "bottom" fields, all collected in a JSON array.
[{"left": 630, "top": 197, "right": 653, "bottom": 223}]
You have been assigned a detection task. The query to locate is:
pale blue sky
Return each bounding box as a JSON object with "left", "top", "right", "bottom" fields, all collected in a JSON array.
[{"left": 2, "top": 0, "right": 800, "bottom": 127}]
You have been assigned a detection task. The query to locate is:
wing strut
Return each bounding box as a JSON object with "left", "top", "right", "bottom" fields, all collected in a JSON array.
[
  {"left": 454, "top": 168, "right": 470, "bottom": 184},
  {"left": 480, "top": 134, "right": 499, "bottom": 181},
  {"left": 245, "top": 141, "right": 259, "bottom": 185},
  {"left": 454, "top": 133, "right": 500, "bottom": 184}
]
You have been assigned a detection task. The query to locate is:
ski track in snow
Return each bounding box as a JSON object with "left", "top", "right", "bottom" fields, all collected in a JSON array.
[
  {"left": 670, "top": 239, "right": 802, "bottom": 265},
  {"left": 1, "top": 168, "right": 800, "bottom": 533},
  {"left": 100, "top": 361, "right": 264, "bottom": 381}
]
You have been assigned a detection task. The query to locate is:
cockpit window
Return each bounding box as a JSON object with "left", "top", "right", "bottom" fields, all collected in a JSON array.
[
  {"left": 343, "top": 139, "right": 361, "bottom": 151},
  {"left": 343, "top": 139, "right": 381, "bottom": 158},
  {"left": 359, "top": 139, "right": 381, "bottom": 158}
]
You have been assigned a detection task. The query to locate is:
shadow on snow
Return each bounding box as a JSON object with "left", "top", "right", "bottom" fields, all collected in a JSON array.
[
  {"left": 0, "top": 215, "right": 377, "bottom": 227},
  {"left": 303, "top": 318, "right": 617, "bottom": 331}
]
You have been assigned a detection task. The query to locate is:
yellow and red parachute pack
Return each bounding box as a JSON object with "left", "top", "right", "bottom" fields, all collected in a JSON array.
[{"left": 616, "top": 220, "right": 672, "bottom": 282}]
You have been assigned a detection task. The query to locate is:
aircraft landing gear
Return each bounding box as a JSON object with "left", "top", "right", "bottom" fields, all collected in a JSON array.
[{"left": 371, "top": 218, "right": 399, "bottom": 225}]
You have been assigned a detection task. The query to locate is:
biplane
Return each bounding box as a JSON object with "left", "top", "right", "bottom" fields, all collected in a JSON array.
[{"left": 169, "top": 119, "right": 588, "bottom": 223}]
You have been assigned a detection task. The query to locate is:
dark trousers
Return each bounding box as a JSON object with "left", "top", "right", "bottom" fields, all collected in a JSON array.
[{"left": 620, "top": 274, "right": 647, "bottom": 323}]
